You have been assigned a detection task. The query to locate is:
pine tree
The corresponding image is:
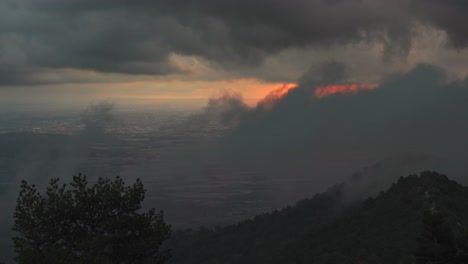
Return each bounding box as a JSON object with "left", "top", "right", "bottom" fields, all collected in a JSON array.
[
  {"left": 13, "top": 174, "right": 171, "bottom": 264},
  {"left": 414, "top": 209, "right": 457, "bottom": 264}
]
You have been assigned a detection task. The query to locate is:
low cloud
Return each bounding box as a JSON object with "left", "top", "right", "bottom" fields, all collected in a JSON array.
[
  {"left": 81, "top": 101, "right": 118, "bottom": 136},
  {"left": 190, "top": 64, "right": 468, "bottom": 191}
]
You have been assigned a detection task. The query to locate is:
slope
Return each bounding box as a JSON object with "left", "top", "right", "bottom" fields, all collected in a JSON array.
[{"left": 169, "top": 171, "right": 468, "bottom": 264}]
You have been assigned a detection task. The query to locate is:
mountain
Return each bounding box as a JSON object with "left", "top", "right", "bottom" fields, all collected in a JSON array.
[
  {"left": 343, "top": 151, "right": 450, "bottom": 201},
  {"left": 169, "top": 171, "right": 468, "bottom": 264}
]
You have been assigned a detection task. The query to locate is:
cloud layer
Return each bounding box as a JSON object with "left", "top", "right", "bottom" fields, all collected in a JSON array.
[
  {"left": 196, "top": 63, "right": 468, "bottom": 186},
  {"left": 1, "top": 0, "right": 468, "bottom": 85}
]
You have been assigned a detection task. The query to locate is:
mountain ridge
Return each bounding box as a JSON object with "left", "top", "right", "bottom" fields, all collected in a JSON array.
[{"left": 169, "top": 171, "right": 468, "bottom": 264}]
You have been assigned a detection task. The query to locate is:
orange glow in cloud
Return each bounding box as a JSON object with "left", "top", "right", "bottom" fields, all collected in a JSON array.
[
  {"left": 115, "top": 78, "right": 377, "bottom": 108},
  {"left": 257, "top": 83, "right": 298, "bottom": 109},
  {"left": 217, "top": 79, "right": 297, "bottom": 101},
  {"left": 118, "top": 79, "right": 296, "bottom": 99},
  {"left": 314, "top": 84, "right": 378, "bottom": 98},
  {"left": 264, "top": 83, "right": 297, "bottom": 100},
  {"left": 254, "top": 84, "right": 297, "bottom": 107}
]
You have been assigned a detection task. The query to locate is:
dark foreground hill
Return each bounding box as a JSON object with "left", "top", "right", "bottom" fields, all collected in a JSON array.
[{"left": 169, "top": 172, "right": 468, "bottom": 264}]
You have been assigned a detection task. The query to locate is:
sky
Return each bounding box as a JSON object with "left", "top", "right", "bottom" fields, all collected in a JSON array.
[{"left": 1, "top": 0, "right": 468, "bottom": 110}]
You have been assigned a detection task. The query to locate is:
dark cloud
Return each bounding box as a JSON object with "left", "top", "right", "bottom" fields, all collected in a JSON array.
[
  {"left": 1, "top": 0, "right": 468, "bottom": 85},
  {"left": 192, "top": 92, "right": 249, "bottom": 128},
  {"left": 299, "top": 60, "right": 348, "bottom": 86},
  {"left": 171, "top": 63, "right": 468, "bottom": 210},
  {"left": 413, "top": 0, "right": 468, "bottom": 48},
  {"left": 203, "top": 64, "right": 468, "bottom": 184}
]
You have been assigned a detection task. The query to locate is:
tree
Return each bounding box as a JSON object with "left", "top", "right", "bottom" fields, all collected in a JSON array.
[
  {"left": 414, "top": 209, "right": 457, "bottom": 264},
  {"left": 13, "top": 174, "right": 171, "bottom": 264}
]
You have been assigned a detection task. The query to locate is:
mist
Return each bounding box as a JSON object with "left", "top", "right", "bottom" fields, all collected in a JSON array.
[
  {"left": 2, "top": 1, "right": 468, "bottom": 263},
  {"left": 192, "top": 63, "right": 468, "bottom": 197},
  {"left": 2, "top": 63, "right": 468, "bottom": 263}
]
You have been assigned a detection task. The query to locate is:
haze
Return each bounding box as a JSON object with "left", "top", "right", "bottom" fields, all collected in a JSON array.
[{"left": 2, "top": 1, "right": 468, "bottom": 263}]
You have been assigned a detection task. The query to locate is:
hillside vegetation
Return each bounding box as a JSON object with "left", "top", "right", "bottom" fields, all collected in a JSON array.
[{"left": 170, "top": 172, "right": 468, "bottom": 264}]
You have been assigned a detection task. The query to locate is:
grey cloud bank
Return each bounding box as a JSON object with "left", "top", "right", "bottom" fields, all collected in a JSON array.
[
  {"left": 1, "top": 0, "right": 468, "bottom": 85},
  {"left": 199, "top": 63, "right": 468, "bottom": 186}
]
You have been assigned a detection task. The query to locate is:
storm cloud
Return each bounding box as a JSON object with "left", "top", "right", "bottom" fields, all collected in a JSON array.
[
  {"left": 196, "top": 63, "right": 468, "bottom": 187},
  {"left": 1, "top": 0, "right": 468, "bottom": 85}
]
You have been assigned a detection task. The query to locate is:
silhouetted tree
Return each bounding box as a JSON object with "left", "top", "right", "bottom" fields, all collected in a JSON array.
[
  {"left": 13, "top": 174, "right": 171, "bottom": 264},
  {"left": 454, "top": 229, "right": 468, "bottom": 263},
  {"left": 415, "top": 209, "right": 456, "bottom": 264}
]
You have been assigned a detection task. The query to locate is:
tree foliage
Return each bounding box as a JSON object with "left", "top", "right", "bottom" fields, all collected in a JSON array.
[
  {"left": 170, "top": 172, "right": 468, "bottom": 264},
  {"left": 415, "top": 208, "right": 468, "bottom": 264},
  {"left": 415, "top": 209, "right": 457, "bottom": 264},
  {"left": 13, "top": 174, "right": 171, "bottom": 264}
]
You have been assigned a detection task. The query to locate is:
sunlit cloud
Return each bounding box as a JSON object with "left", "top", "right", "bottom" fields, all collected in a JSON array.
[{"left": 314, "top": 84, "right": 379, "bottom": 98}]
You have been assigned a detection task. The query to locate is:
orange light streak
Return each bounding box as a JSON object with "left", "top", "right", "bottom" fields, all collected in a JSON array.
[
  {"left": 263, "top": 83, "right": 297, "bottom": 101},
  {"left": 314, "top": 84, "right": 378, "bottom": 98},
  {"left": 257, "top": 83, "right": 298, "bottom": 109}
]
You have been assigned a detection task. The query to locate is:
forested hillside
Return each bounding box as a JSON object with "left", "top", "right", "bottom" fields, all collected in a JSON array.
[{"left": 170, "top": 172, "right": 468, "bottom": 264}]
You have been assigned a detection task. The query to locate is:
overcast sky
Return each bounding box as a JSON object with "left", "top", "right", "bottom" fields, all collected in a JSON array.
[{"left": 1, "top": 0, "right": 468, "bottom": 108}]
